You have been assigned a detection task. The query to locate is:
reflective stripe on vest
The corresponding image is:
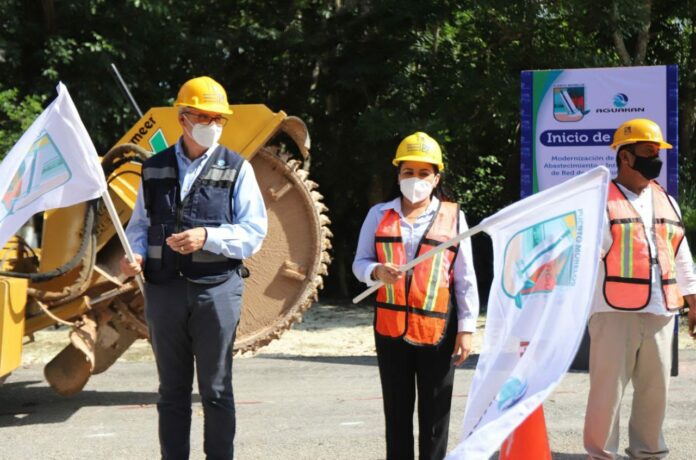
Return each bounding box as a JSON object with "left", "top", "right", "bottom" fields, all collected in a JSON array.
[
  {"left": 199, "top": 166, "right": 238, "bottom": 184},
  {"left": 604, "top": 181, "right": 684, "bottom": 310},
  {"left": 374, "top": 201, "right": 459, "bottom": 346},
  {"left": 142, "top": 166, "right": 177, "bottom": 181}
]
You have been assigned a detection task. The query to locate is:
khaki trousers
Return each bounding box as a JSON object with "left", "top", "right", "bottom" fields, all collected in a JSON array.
[{"left": 583, "top": 312, "right": 673, "bottom": 460}]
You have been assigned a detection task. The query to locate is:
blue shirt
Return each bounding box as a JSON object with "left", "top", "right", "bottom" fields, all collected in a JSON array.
[
  {"left": 125, "top": 138, "right": 268, "bottom": 260},
  {"left": 352, "top": 197, "right": 480, "bottom": 332}
]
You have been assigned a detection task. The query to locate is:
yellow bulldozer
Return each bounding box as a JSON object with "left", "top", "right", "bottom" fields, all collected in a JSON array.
[{"left": 0, "top": 104, "right": 331, "bottom": 395}]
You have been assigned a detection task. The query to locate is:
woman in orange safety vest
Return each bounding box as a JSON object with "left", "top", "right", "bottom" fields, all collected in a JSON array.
[{"left": 352, "top": 132, "right": 480, "bottom": 460}]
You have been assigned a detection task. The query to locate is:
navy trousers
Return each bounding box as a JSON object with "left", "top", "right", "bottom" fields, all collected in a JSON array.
[
  {"left": 145, "top": 273, "right": 243, "bottom": 460},
  {"left": 375, "top": 315, "right": 458, "bottom": 460}
]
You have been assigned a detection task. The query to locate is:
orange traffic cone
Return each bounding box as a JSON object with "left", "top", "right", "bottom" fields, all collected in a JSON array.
[{"left": 499, "top": 405, "right": 552, "bottom": 460}]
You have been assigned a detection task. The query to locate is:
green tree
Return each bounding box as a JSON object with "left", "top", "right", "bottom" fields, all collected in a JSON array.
[{"left": 0, "top": 88, "right": 44, "bottom": 159}]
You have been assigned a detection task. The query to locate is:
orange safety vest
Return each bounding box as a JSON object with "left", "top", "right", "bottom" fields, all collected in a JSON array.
[
  {"left": 604, "top": 181, "right": 684, "bottom": 310},
  {"left": 374, "top": 201, "right": 459, "bottom": 346}
]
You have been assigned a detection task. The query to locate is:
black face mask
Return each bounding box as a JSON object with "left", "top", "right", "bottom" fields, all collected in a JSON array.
[{"left": 629, "top": 152, "right": 662, "bottom": 180}]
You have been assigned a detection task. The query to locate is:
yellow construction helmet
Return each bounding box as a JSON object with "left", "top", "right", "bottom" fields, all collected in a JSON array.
[
  {"left": 610, "top": 118, "right": 672, "bottom": 150},
  {"left": 174, "top": 76, "right": 233, "bottom": 115},
  {"left": 392, "top": 132, "right": 444, "bottom": 171}
]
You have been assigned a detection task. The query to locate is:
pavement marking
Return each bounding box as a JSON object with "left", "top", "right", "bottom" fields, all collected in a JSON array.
[
  {"left": 84, "top": 433, "right": 116, "bottom": 438},
  {"left": 340, "top": 421, "right": 364, "bottom": 426},
  {"left": 118, "top": 404, "right": 155, "bottom": 410}
]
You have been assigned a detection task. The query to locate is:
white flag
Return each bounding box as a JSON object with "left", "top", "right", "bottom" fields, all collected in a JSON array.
[
  {"left": 0, "top": 82, "right": 107, "bottom": 247},
  {"left": 447, "top": 166, "right": 610, "bottom": 460}
]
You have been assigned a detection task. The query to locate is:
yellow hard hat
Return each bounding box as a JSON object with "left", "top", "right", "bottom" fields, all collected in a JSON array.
[
  {"left": 610, "top": 118, "right": 672, "bottom": 150},
  {"left": 392, "top": 132, "right": 444, "bottom": 171},
  {"left": 174, "top": 76, "right": 233, "bottom": 115}
]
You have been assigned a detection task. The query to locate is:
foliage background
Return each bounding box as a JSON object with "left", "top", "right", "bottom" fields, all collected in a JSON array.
[{"left": 1, "top": 0, "right": 695, "bottom": 299}]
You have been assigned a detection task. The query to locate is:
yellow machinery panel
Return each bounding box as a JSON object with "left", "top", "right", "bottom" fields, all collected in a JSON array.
[
  {"left": 36, "top": 203, "right": 88, "bottom": 289},
  {"left": 0, "top": 277, "right": 28, "bottom": 377},
  {"left": 114, "top": 105, "right": 287, "bottom": 158},
  {"left": 95, "top": 173, "right": 141, "bottom": 251}
]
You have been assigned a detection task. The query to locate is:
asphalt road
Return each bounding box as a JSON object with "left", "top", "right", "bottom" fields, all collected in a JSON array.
[{"left": 1, "top": 351, "right": 695, "bottom": 459}]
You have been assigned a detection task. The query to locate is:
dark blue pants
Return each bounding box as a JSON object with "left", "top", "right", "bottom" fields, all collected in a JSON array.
[
  {"left": 375, "top": 315, "right": 458, "bottom": 460},
  {"left": 145, "top": 274, "right": 243, "bottom": 460}
]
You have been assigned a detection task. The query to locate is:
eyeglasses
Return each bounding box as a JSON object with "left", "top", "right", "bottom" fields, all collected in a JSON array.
[{"left": 182, "top": 111, "right": 228, "bottom": 127}]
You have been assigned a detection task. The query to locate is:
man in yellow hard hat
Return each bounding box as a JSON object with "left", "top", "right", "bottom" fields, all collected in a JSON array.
[
  {"left": 120, "top": 76, "right": 268, "bottom": 459},
  {"left": 583, "top": 118, "right": 696, "bottom": 459}
]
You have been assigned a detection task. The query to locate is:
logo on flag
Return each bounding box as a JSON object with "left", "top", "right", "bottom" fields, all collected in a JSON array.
[
  {"left": 502, "top": 212, "right": 581, "bottom": 308},
  {"left": 496, "top": 377, "right": 529, "bottom": 411},
  {"left": 553, "top": 84, "right": 589, "bottom": 122},
  {"left": 0, "top": 132, "right": 72, "bottom": 223}
]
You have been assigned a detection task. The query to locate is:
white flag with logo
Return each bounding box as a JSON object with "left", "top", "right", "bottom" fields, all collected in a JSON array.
[
  {"left": 447, "top": 166, "right": 610, "bottom": 460},
  {"left": 0, "top": 83, "right": 106, "bottom": 247}
]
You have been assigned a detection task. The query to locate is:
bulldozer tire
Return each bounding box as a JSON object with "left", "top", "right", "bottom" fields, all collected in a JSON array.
[
  {"left": 235, "top": 149, "right": 331, "bottom": 353},
  {"left": 44, "top": 343, "right": 92, "bottom": 396}
]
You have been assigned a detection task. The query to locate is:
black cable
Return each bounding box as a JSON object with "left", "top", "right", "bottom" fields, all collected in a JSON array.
[
  {"left": 0, "top": 200, "right": 97, "bottom": 281},
  {"left": 101, "top": 143, "right": 150, "bottom": 178}
]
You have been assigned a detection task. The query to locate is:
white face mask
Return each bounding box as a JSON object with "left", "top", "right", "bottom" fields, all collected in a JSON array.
[
  {"left": 400, "top": 177, "right": 433, "bottom": 203},
  {"left": 185, "top": 117, "right": 223, "bottom": 148}
]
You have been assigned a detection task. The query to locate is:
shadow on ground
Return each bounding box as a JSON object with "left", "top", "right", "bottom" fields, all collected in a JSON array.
[
  {"left": 257, "top": 353, "right": 480, "bottom": 369},
  {"left": 0, "top": 380, "right": 162, "bottom": 427}
]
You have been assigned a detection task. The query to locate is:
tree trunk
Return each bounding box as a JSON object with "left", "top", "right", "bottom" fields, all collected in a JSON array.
[
  {"left": 682, "top": 9, "right": 696, "bottom": 165},
  {"left": 632, "top": 0, "right": 652, "bottom": 65},
  {"left": 41, "top": 0, "right": 56, "bottom": 34},
  {"left": 611, "top": 1, "right": 632, "bottom": 65},
  {"left": 611, "top": 0, "right": 652, "bottom": 66}
]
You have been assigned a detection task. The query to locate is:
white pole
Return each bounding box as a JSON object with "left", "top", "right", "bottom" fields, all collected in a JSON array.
[
  {"left": 352, "top": 223, "right": 485, "bottom": 304},
  {"left": 100, "top": 190, "right": 145, "bottom": 293}
]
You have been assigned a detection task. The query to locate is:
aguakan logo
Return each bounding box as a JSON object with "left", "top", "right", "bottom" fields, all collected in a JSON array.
[
  {"left": 0, "top": 132, "right": 72, "bottom": 223},
  {"left": 552, "top": 84, "right": 589, "bottom": 122},
  {"left": 501, "top": 211, "right": 581, "bottom": 309},
  {"left": 613, "top": 93, "right": 629, "bottom": 108},
  {"left": 553, "top": 87, "right": 646, "bottom": 119},
  {"left": 596, "top": 92, "right": 645, "bottom": 114}
]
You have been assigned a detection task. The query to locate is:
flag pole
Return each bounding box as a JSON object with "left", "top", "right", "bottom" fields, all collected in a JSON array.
[
  {"left": 352, "top": 223, "right": 485, "bottom": 304},
  {"left": 100, "top": 190, "right": 145, "bottom": 293}
]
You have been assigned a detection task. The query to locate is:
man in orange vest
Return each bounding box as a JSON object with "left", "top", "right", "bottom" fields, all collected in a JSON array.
[{"left": 583, "top": 118, "right": 696, "bottom": 459}]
